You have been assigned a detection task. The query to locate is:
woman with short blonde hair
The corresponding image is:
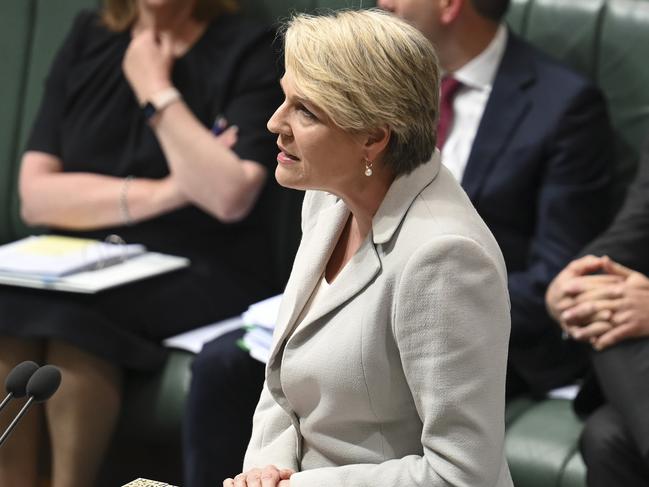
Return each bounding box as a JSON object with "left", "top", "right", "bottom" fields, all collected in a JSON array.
[
  {"left": 282, "top": 10, "right": 439, "bottom": 175},
  {"left": 227, "top": 9, "right": 514, "bottom": 487}
]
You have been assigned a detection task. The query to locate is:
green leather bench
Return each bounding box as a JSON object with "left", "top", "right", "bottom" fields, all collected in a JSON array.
[{"left": 2, "top": 0, "right": 649, "bottom": 485}]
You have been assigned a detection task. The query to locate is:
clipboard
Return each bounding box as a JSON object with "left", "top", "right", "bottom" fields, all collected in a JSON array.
[
  {"left": 0, "top": 236, "right": 190, "bottom": 293},
  {"left": 0, "top": 252, "right": 189, "bottom": 293}
]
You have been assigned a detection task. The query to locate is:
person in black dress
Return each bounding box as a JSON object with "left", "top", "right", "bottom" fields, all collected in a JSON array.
[{"left": 0, "top": 0, "right": 282, "bottom": 486}]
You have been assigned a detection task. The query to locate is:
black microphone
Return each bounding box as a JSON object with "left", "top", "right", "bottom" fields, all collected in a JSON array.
[
  {"left": 0, "top": 365, "right": 62, "bottom": 448},
  {"left": 0, "top": 361, "right": 40, "bottom": 413}
]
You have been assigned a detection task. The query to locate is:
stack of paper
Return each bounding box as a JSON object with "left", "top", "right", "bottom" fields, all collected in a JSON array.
[
  {"left": 0, "top": 235, "right": 145, "bottom": 277},
  {"left": 122, "top": 479, "right": 178, "bottom": 487},
  {"left": 0, "top": 235, "right": 189, "bottom": 293},
  {"left": 238, "top": 294, "right": 283, "bottom": 363},
  {"left": 162, "top": 294, "right": 283, "bottom": 359}
]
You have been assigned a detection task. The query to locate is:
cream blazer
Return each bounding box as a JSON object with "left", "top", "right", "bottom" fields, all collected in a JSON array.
[{"left": 244, "top": 151, "right": 514, "bottom": 487}]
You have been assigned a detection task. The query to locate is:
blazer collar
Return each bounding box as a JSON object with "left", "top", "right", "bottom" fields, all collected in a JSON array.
[
  {"left": 373, "top": 150, "right": 441, "bottom": 244},
  {"left": 269, "top": 197, "right": 349, "bottom": 363},
  {"left": 461, "top": 32, "right": 536, "bottom": 200}
]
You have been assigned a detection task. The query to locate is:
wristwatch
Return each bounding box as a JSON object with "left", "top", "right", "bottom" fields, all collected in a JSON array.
[{"left": 142, "top": 87, "right": 181, "bottom": 121}]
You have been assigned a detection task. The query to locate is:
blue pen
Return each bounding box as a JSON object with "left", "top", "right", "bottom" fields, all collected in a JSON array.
[{"left": 211, "top": 115, "right": 227, "bottom": 135}]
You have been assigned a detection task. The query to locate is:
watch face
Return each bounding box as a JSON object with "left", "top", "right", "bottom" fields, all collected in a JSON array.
[{"left": 143, "top": 102, "right": 156, "bottom": 121}]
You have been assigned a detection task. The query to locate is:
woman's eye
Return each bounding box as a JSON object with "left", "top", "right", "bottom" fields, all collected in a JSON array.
[{"left": 297, "top": 104, "right": 317, "bottom": 120}]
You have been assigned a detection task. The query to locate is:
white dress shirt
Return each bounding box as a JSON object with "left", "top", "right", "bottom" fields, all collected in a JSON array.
[{"left": 442, "top": 24, "right": 508, "bottom": 182}]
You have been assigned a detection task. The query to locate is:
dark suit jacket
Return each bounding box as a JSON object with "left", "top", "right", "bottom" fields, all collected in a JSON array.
[
  {"left": 574, "top": 137, "right": 649, "bottom": 415},
  {"left": 582, "top": 137, "right": 649, "bottom": 273},
  {"left": 463, "top": 32, "right": 614, "bottom": 394}
]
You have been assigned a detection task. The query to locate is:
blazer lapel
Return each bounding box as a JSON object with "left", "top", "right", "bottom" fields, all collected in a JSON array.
[
  {"left": 282, "top": 154, "right": 442, "bottom": 343},
  {"left": 268, "top": 197, "right": 349, "bottom": 367},
  {"left": 290, "top": 233, "right": 381, "bottom": 340},
  {"left": 461, "top": 33, "right": 535, "bottom": 201}
]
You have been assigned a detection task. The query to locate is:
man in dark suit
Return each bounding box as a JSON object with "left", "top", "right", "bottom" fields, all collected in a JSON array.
[
  {"left": 546, "top": 139, "right": 649, "bottom": 487},
  {"left": 378, "top": 0, "right": 614, "bottom": 396}
]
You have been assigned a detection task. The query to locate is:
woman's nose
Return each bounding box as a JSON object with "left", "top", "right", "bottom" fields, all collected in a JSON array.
[{"left": 267, "top": 102, "right": 288, "bottom": 135}]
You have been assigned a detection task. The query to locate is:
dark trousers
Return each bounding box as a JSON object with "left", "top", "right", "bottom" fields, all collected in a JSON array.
[
  {"left": 580, "top": 338, "right": 649, "bottom": 487},
  {"left": 182, "top": 328, "right": 266, "bottom": 487}
]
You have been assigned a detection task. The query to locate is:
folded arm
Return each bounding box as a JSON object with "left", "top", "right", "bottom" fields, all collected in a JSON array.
[{"left": 19, "top": 151, "right": 187, "bottom": 229}]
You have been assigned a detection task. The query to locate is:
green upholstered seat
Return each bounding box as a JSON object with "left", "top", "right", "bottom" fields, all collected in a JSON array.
[
  {"left": 506, "top": 398, "right": 586, "bottom": 487},
  {"left": 0, "top": 0, "right": 34, "bottom": 243}
]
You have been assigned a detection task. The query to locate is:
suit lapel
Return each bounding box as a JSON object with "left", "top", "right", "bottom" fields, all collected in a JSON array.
[
  {"left": 461, "top": 33, "right": 535, "bottom": 201},
  {"left": 268, "top": 197, "right": 349, "bottom": 367},
  {"left": 290, "top": 233, "right": 381, "bottom": 340}
]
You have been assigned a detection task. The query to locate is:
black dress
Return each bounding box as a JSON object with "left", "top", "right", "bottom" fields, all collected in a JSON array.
[{"left": 0, "top": 11, "right": 283, "bottom": 370}]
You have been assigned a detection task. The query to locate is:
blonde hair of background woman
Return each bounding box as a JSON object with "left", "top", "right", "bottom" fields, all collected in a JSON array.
[{"left": 282, "top": 8, "right": 440, "bottom": 176}]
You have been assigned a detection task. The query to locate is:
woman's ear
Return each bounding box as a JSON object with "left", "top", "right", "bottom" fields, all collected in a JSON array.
[{"left": 364, "top": 126, "right": 391, "bottom": 162}]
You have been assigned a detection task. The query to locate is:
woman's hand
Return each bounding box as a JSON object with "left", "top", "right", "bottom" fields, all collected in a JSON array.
[
  {"left": 224, "top": 465, "right": 293, "bottom": 487},
  {"left": 123, "top": 30, "right": 174, "bottom": 104}
]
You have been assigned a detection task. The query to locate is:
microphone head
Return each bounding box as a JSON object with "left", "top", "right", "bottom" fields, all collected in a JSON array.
[
  {"left": 26, "top": 365, "right": 62, "bottom": 403},
  {"left": 5, "top": 361, "right": 40, "bottom": 398}
]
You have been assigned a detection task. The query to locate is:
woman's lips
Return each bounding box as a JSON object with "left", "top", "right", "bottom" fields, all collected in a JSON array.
[{"left": 277, "top": 148, "right": 300, "bottom": 164}]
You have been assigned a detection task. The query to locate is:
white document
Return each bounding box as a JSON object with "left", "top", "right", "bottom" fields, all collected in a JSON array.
[
  {"left": 0, "top": 252, "right": 189, "bottom": 294},
  {"left": 0, "top": 235, "right": 145, "bottom": 277},
  {"left": 162, "top": 316, "right": 245, "bottom": 354},
  {"left": 241, "top": 294, "right": 283, "bottom": 329},
  {"left": 547, "top": 384, "right": 580, "bottom": 400}
]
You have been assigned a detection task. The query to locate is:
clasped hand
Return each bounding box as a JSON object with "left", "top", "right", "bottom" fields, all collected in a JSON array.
[
  {"left": 546, "top": 255, "right": 649, "bottom": 350},
  {"left": 223, "top": 465, "right": 294, "bottom": 487}
]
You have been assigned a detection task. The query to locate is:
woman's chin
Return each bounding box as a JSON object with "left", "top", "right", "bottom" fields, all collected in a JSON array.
[{"left": 275, "top": 164, "right": 305, "bottom": 190}]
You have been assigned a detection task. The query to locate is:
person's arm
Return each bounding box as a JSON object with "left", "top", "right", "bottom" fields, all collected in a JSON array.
[
  {"left": 242, "top": 381, "right": 300, "bottom": 473},
  {"left": 508, "top": 84, "right": 614, "bottom": 341},
  {"left": 18, "top": 151, "right": 186, "bottom": 229},
  {"left": 18, "top": 12, "right": 191, "bottom": 230},
  {"left": 123, "top": 29, "right": 279, "bottom": 222},
  {"left": 579, "top": 136, "right": 649, "bottom": 273}
]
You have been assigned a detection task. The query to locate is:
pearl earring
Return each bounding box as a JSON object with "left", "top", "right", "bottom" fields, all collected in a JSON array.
[{"left": 364, "top": 159, "right": 373, "bottom": 177}]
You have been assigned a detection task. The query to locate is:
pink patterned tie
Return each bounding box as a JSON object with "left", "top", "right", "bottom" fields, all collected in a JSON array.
[{"left": 437, "top": 76, "right": 463, "bottom": 150}]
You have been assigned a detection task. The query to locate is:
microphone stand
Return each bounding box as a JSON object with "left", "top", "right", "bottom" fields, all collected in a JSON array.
[
  {"left": 0, "top": 393, "right": 14, "bottom": 412},
  {"left": 0, "top": 396, "right": 35, "bottom": 448}
]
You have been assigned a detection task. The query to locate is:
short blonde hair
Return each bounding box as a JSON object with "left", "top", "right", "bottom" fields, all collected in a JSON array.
[
  {"left": 101, "top": 0, "right": 238, "bottom": 32},
  {"left": 282, "top": 9, "right": 440, "bottom": 175}
]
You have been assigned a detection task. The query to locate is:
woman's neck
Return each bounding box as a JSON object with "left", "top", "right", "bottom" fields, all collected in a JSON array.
[{"left": 340, "top": 168, "right": 395, "bottom": 240}]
